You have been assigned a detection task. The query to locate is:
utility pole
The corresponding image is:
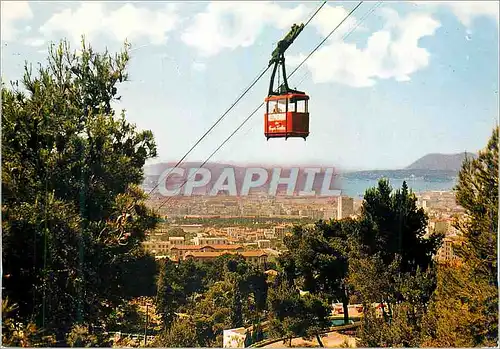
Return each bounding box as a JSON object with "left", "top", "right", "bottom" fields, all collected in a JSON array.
[{"left": 144, "top": 301, "right": 149, "bottom": 347}]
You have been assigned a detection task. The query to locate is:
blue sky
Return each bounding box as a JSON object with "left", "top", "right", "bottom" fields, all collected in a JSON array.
[{"left": 1, "top": 1, "right": 498, "bottom": 170}]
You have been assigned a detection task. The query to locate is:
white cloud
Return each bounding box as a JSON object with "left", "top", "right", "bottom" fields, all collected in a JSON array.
[
  {"left": 1, "top": 1, "right": 33, "bottom": 41},
  {"left": 412, "top": 1, "right": 499, "bottom": 29},
  {"left": 287, "top": 8, "right": 441, "bottom": 87},
  {"left": 24, "top": 37, "right": 45, "bottom": 47},
  {"left": 309, "top": 3, "right": 365, "bottom": 38},
  {"left": 39, "top": 3, "right": 180, "bottom": 46},
  {"left": 192, "top": 62, "right": 207, "bottom": 72},
  {"left": 443, "top": 1, "right": 499, "bottom": 28},
  {"left": 181, "top": 1, "right": 309, "bottom": 57}
]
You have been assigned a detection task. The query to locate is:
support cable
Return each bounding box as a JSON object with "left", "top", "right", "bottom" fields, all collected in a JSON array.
[{"left": 156, "top": 1, "right": 365, "bottom": 211}]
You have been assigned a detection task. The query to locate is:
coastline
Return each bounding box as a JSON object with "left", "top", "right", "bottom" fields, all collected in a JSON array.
[{"left": 338, "top": 177, "right": 457, "bottom": 198}]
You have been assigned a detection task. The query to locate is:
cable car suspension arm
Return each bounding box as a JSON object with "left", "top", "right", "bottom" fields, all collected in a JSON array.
[{"left": 268, "top": 23, "right": 305, "bottom": 96}]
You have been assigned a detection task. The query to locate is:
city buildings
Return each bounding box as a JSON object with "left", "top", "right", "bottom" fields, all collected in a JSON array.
[
  {"left": 185, "top": 250, "right": 268, "bottom": 266},
  {"left": 169, "top": 244, "right": 244, "bottom": 260},
  {"left": 193, "top": 236, "right": 228, "bottom": 245},
  {"left": 435, "top": 235, "right": 464, "bottom": 264},
  {"left": 257, "top": 239, "right": 271, "bottom": 249},
  {"left": 142, "top": 190, "right": 466, "bottom": 268},
  {"left": 168, "top": 237, "right": 185, "bottom": 245},
  {"left": 337, "top": 196, "right": 354, "bottom": 219}
]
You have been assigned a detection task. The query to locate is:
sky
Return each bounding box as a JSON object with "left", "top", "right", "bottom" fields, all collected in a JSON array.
[{"left": 1, "top": 1, "right": 499, "bottom": 171}]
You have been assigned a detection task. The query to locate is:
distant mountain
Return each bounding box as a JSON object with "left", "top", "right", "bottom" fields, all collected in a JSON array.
[
  {"left": 405, "top": 152, "right": 477, "bottom": 172},
  {"left": 143, "top": 152, "right": 477, "bottom": 190},
  {"left": 340, "top": 152, "right": 477, "bottom": 181}
]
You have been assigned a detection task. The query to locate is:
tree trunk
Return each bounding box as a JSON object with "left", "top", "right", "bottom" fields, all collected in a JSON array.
[
  {"left": 380, "top": 298, "right": 388, "bottom": 322},
  {"left": 289, "top": 337, "right": 292, "bottom": 347},
  {"left": 341, "top": 285, "right": 349, "bottom": 325},
  {"left": 316, "top": 334, "right": 324, "bottom": 347},
  {"left": 387, "top": 299, "right": 393, "bottom": 324}
]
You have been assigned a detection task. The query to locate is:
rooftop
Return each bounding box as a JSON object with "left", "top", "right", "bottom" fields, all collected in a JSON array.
[
  {"left": 169, "top": 244, "right": 244, "bottom": 251},
  {"left": 184, "top": 250, "right": 268, "bottom": 258}
]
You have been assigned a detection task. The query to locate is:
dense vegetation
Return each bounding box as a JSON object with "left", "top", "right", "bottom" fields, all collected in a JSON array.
[
  {"left": 2, "top": 40, "right": 497, "bottom": 347},
  {"left": 2, "top": 39, "right": 159, "bottom": 346},
  {"left": 169, "top": 216, "right": 316, "bottom": 228}
]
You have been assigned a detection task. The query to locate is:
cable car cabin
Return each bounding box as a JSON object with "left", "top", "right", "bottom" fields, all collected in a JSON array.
[{"left": 264, "top": 93, "right": 309, "bottom": 140}]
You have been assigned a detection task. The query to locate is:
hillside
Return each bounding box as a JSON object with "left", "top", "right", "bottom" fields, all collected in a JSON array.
[{"left": 405, "top": 152, "right": 477, "bottom": 172}]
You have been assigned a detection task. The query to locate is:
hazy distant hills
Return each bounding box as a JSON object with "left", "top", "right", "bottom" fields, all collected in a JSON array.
[
  {"left": 405, "top": 152, "right": 477, "bottom": 171},
  {"left": 145, "top": 162, "right": 242, "bottom": 176},
  {"left": 143, "top": 152, "right": 477, "bottom": 187},
  {"left": 342, "top": 152, "right": 477, "bottom": 181}
]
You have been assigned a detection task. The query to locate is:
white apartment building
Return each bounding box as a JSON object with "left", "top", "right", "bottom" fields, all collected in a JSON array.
[
  {"left": 436, "top": 235, "right": 463, "bottom": 264},
  {"left": 168, "top": 236, "right": 185, "bottom": 245},
  {"left": 273, "top": 226, "right": 289, "bottom": 240},
  {"left": 257, "top": 239, "right": 271, "bottom": 249},
  {"left": 193, "top": 236, "right": 229, "bottom": 246},
  {"left": 143, "top": 240, "right": 170, "bottom": 255}
]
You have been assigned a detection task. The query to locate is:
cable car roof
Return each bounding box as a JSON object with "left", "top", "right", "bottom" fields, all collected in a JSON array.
[{"left": 265, "top": 93, "right": 309, "bottom": 102}]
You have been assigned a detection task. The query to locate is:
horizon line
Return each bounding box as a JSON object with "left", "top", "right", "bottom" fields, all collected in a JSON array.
[
  {"left": 143, "top": 160, "right": 386, "bottom": 172},
  {"left": 143, "top": 151, "right": 477, "bottom": 172}
]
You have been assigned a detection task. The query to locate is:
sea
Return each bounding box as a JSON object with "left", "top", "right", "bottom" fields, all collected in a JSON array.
[{"left": 338, "top": 177, "right": 457, "bottom": 199}]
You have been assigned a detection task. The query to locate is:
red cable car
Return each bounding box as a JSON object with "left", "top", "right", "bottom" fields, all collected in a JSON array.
[
  {"left": 264, "top": 23, "right": 310, "bottom": 141},
  {"left": 264, "top": 93, "right": 309, "bottom": 140}
]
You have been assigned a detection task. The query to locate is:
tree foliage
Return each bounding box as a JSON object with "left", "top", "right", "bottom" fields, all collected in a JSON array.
[
  {"left": 454, "top": 127, "right": 498, "bottom": 282},
  {"left": 356, "top": 127, "right": 499, "bottom": 347},
  {"left": 279, "top": 220, "right": 352, "bottom": 324},
  {"left": 358, "top": 179, "right": 441, "bottom": 273},
  {"left": 267, "top": 279, "right": 330, "bottom": 347},
  {"left": 2, "top": 38, "right": 159, "bottom": 342},
  {"left": 152, "top": 317, "right": 199, "bottom": 348},
  {"left": 421, "top": 127, "right": 499, "bottom": 347},
  {"left": 2, "top": 298, "right": 56, "bottom": 347},
  {"left": 155, "top": 259, "right": 183, "bottom": 329}
]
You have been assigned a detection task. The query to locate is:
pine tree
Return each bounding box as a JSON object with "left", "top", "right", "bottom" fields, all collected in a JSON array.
[
  {"left": 359, "top": 179, "right": 441, "bottom": 274},
  {"left": 422, "top": 126, "right": 499, "bottom": 347},
  {"left": 455, "top": 126, "right": 498, "bottom": 283},
  {"left": 453, "top": 126, "right": 498, "bottom": 345},
  {"left": 155, "top": 259, "right": 181, "bottom": 329},
  {"left": 2, "top": 38, "right": 158, "bottom": 341}
]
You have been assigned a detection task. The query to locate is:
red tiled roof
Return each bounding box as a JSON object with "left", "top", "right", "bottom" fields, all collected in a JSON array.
[
  {"left": 169, "top": 245, "right": 203, "bottom": 251},
  {"left": 241, "top": 250, "right": 268, "bottom": 257},
  {"left": 169, "top": 244, "right": 244, "bottom": 251},
  {"left": 202, "top": 244, "right": 243, "bottom": 250},
  {"left": 185, "top": 252, "right": 231, "bottom": 258},
  {"left": 184, "top": 250, "right": 268, "bottom": 259}
]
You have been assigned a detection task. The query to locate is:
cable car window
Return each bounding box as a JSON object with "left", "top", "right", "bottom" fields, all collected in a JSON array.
[
  {"left": 296, "top": 99, "right": 306, "bottom": 113},
  {"left": 271, "top": 99, "right": 286, "bottom": 113}
]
